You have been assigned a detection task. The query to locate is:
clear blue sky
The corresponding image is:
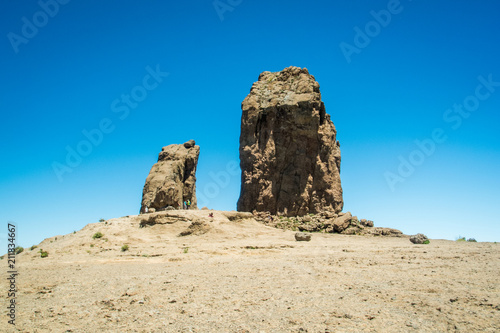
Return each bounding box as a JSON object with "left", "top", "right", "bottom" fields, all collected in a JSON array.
[{"left": 1, "top": 0, "right": 499, "bottom": 247}]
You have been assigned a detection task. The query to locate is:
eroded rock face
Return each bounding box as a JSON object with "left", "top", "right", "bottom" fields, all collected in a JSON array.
[
  {"left": 140, "top": 141, "right": 199, "bottom": 213},
  {"left": 237, "top": 66, "right": 343, "bottom": 216}
]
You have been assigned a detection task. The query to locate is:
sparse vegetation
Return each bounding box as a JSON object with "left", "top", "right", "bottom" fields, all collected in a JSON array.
[
  {"left": 99, "top": 218, "right": 105, "bottom": 223},
  {"left": 121, "top": 245, "right": 129, "bottom": 252},
  {"left": 30, "top": 245, "right": 37, "bottom": 251},
  {"left": 15, "top": 246, "right": 24, "bottom": 254},
  {"left": 423, "top": 240, "right": 430, "bottom": 244},
  {"left": 90, "top": 244, "right": 94, "bottom": 248},
  {"left": 183, "top": 247, "right": 189, "bottom": 253},
  {"left": 92, "top": 232, "right": 103, "bottom": 239},
  {"left": 39, "top": 249, "right": 48, "bottom": 258},
  {"left": 456, "top": 236, "right": 477, "bottom": 242}
]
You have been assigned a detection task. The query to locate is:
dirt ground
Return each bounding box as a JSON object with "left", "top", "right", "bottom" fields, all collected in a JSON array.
[{"left": 2, "top": 210, "right": 499, "bottom": 332}]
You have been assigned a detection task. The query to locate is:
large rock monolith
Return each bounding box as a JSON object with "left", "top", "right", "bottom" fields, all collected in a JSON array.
[
  {"left": 237, "top": 66, "right": 343, "bottom": 216},
  {"left": 140, "top": 141, "right": 199, "bottom": 213}
]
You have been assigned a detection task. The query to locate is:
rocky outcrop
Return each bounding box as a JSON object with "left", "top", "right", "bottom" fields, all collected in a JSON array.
[
  {"left": 237, "top": 66, "right": 343, "bottom": 216},
  {"left": 139, "top": 212, "right": 189, "bottom": 227},
  {"left": 178, "top": 219, "right": 211, "bottom": 236},
  {"left": 140, "top": 141, "right": 199, "bottom": 213},
  {"left": 253, "top": 211, "right": 404, "bottom": 237}
]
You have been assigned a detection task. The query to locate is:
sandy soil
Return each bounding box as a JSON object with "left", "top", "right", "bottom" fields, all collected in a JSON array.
[{"left": 2, "top": 210, "right": 499, "bottom": 332}]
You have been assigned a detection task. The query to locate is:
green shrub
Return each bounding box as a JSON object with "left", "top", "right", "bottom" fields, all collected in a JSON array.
[
  {"left": 92, "top": 232, "right": 103, "bottom": 239},
  {"left": 423, "top": 240, "right": 430, "bottom": 244},
  {"left": 39, "top": 249, "right": 48, "bottom": 258},
  {"left": 90, "top": 244, "right": 94, "bottom": 248},
  {"left": 456, "top": 237, "right": 466, "bottom": 242},
  {"left": 467, "top": 238, "right": 477, "bottom": 242},
  {"left": 99, "top": 218, "right": 105, "bottom": 223},
  {"left": 183, "top": 247, "right": 189, "bottom": 253},
  {"left": 30, "top": 245, "right": 37, "bottom": 251},
  {"left": 121, "top": 245, "right": 129, "bottom": 252},
  {"left": 14, "top": 246, "right": 24, "bottom": 254}
]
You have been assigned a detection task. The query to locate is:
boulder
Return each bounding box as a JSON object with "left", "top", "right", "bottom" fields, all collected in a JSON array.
[
  {"left": 183, "top": 140, "right": 196, "bottom": 148},
  {"left": 140, "top": 142, "right": 199, "bottom": 213},
  {"left": 237, "top": 66, "right": 343, "bottom": 216},
  {"left": 332, "top": 212, "right": 352, "bottom": 233},
  {"left": 295, "top": 232, "right": 312, "bottom": 241},
  {"left": 360, "top": 219, "right": 374, "bottom": 227},
  {"left": 351, "top": 216, "right": 360, "bottom": 225},
  {"left": 297, "top": 223, "right": 320, "bottom": 232},
  {"left": 341, "top": 227, "right": 360, "bottom": 235},
  {"left": 368, "top": 227, "right": 404, "bottom": 237},
  {"left": 410, "top": 233, "right": 429, "bottom": 244},
  {"left": 302, "top": 215, "right": 312, "bottom": 223},
  {"left": 321, "top": 211, "right": 337, "bottom": 219}
]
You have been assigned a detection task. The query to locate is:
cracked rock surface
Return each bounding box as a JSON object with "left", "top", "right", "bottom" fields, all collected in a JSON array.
[{"left": 238, "top": 66, "right": 343, "bottom": 216}]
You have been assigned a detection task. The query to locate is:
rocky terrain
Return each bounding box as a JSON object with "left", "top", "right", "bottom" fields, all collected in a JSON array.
[
  {"left": 5, "top": 67, "right": 498, "bottom": 332},
  {"left": 238, "top": 66, "right": 343, "bottom": 216},
  {"left": 2, "top": 210, "right": 499, "bottom": 332},
  {"left": 253, "top": 211, "right": 403, "bottom": 237},
  {"left": 140, "top": 140, "right": 199, "bottom": 213}
]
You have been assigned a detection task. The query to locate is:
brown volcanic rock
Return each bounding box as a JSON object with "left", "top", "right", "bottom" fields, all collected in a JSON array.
[
  {"left": 332, "top": 212, "right": 352, "bottom": 233},
  {"left": 237, "top": 66, "right": 343, "bottom": 216},
  {"left": 140, "top": 141, "right": 199, "bottom": 213}
]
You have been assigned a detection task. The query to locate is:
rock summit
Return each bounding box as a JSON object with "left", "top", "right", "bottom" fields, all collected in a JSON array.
[
  {"left": 237, "top": 66, "right": 343, "bottom": 216},
  {"left": 140, "top": 140, "right": 199, "bottom": 213}
]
